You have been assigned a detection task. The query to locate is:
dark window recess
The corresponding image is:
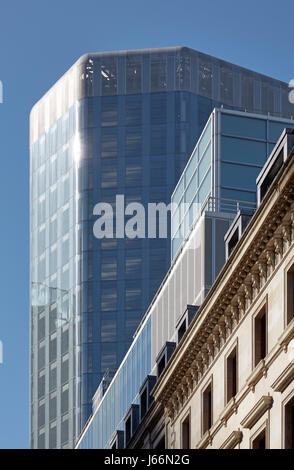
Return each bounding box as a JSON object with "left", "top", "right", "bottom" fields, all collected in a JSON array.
[
  {"left": 110, "top": 430, "right": 124, "bottom": 450},
  {"left": 228, "top": 228, "right": 239, "bottom": 257},
  {"left": 178, "top": 321, "right": 187, "bottom": 343},
  {"left": 203, "top": 382, "right": 212, "bottom": 435},
  {"left": 252, "top": 429, "right": 266, "bottom": 449},
  {"left": 260, "top": 150, "right": 283, "bottom": 202},
  {"left": 124, "top": 404, "right": 139, "bottom": 447},
  {"left": 182, "top": 415, "right": 190, "bottom": 449},
  {"left": 125, "top": 416, "right": 131, "bottom": 445},
  {"left": 154, "top": 435, "right": 165, "bottom": 450},
  {"left": 227, "top": 347, "right": 237, "bottom": 403},
  {"left": 157, "top": 356, "right": 166, "bottom": 377},
  {"left": 141, "top": 389, "right": 147, "bottom": 419},
  {"left": 139, "top": 375, "right": 156, "bottom": 421},
  {"left": 285, "top": 396, "right": 294, "bottom": 449},
  {"left": 254, "top": 306, "right": 267, "bottom": 367},
  {"left": 287, "top": 265, "right": 294, "bottom": 325},
  {"left": 156, "top": 342, "right": 176, "bottom": 378},
  {"left": 176, "top": 305, "right": 199, "bottom": 344}
]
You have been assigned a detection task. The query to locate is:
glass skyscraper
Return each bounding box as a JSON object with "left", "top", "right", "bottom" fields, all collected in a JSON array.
[{"left": 30, "top": 47, "right": 294, "bottom": 449}]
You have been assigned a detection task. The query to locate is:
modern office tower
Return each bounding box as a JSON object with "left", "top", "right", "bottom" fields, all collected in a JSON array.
[
  {"left": 76, "top": 111, "right": 294, "bottom": 450},
  {"left": 30, "top": 47, "right": 294, "bottom": 449},
  {"left": 171, "top": 108, "right": 294, "bottom": 259}
]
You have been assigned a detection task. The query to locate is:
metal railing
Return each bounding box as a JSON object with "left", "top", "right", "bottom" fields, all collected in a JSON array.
[{"left": 201, "top": 195, "right": 256, "bottom": 215}]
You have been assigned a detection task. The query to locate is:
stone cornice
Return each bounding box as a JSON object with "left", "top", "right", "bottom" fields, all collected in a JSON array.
[
  {"left": 271, "top": 362, "right": 294, "bottom": 393},
  {"left": 152, "top": 152, "right": 294, "bottom": 420},
  {"left": 240, "top": 395, "right": 273, "bottom": 429},
  {"left": 220, "top": 430, "right": 243, "bottom": 449}
]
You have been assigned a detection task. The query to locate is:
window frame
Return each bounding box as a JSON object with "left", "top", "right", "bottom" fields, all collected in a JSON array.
[
  {"left": 252, "top": 296, "right": 268, "bottom": 370},
  {"left": 224, "top": 339, "right": 238, "bottom": 405},
  {"left": 201, "top": 376, "right": 213, "bottom": 436}
]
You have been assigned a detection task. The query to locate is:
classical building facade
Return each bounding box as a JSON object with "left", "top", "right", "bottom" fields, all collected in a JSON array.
[{"left": 150, "top": 129, "right": 294, "bottom": 449}]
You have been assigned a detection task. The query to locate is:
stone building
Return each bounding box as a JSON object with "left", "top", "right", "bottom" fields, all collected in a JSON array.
[{"left": 131, "top": 128, "right": 294, "bottom": 449}]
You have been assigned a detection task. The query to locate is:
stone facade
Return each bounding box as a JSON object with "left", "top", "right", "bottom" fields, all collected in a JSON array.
[{"left": 150, "top": 140, "right": 294, "bottom": 449}]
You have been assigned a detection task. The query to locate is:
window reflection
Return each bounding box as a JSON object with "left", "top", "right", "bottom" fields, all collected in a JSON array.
[
  {"left": 101, "top": 58, "right": 117, "bottom": 96},
  {"left": 126, "top": 55, "right": 142, "bottom": 94}
]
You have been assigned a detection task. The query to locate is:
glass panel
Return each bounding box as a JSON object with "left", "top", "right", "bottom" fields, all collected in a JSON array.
[
  {"left": 125, "top": 129, "right": 142, "bottom": 156},
  {"left": 221, "top": 114, "right": 267, "bottom": 140},
  {"left": 199, "top": 119, "right": 212, "bottom": 158},
  {"left": 199, "top": 143, "right": 211, "bottom": 183},
  {"left": 126, "top": 55, "right": 142, "bottom": 94},
  {"left": 101, "top": 319, "right": 117, "bottom": 342},
  {"left": 268, "top": 121, "right": 294, "bottom": 142},
  {"left": 101, "top": 98, "right": 118, "bottom": 127},
  {"left": 198, "top": 168, "right": 211, "bottom": 206},
  {"left": 220, "top": 66, "right": 233, "bottom": 104},
  {"left": 151, "top": 55, "right": 167, "bottom": 91},
  {"left": 221, "top": 136, "right": 267, "bottom": 166},
  {"left": 150, "top": 93, "right": 167, "bottom": 124},
  {"left": 185, "top": 171, "right": 197, "bottom": 205},
  {"left": 198, "top": 59, "right": 212, "bottom": 97},
  {"left": 101, "top": 58, "right": 117, "bottom": 96},
  {"left": 150, "top": 127, "right": 167, "bottom": 155},
  {"left": 101, "top": 159, "right": 117, "bottom": 189},
  {"left": 221, "top": 162, "right": 261, "bottom": 190},
  {"left": 125, "top": 96, "right": 142, "bottom": 126},
  {"left": 101, "top": 128, "right": 118, "bottom": 158}
]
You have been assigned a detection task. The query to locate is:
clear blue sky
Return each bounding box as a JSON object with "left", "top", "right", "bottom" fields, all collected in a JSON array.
[{"left": 0, "top": 0, "right": 292, "bottom": 448}]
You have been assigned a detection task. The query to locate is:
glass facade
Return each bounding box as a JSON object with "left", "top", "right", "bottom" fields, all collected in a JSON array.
[
  {"left": 171, "top": 108, "right": 294, "bottom": 259},
  {"left": 30, "top": 47, "right": 294, "bottom": 449}
]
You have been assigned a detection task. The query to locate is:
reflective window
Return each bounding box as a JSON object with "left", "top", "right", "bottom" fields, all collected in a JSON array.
[
  {"left": 101, "top": 160, "right": 118, "bottom": 189},
  {"left": 125, "top": 160, "right": 142, "bottom": 187},
  {"left": 150, "top": 94, "right": 167, "bottom": 124},
  {"left": 175, "top": 53, "right": 190, "bottom": 90},
  {"left": 221, "top": 136, "right": 267, "bottom": 166},
  {"left": 101, "top": 345, "right": 117, "bottom": 372},
  {"left": 125, "top": 128, "right": 142, "bottom": 156},
  {"left": 242, "top": 73, "right": 254, "bottom": 110},
  {"left": 220, "top": 187, "right": 256, "bottom": 203},
  {"left": 198, "top": 60, "right": 212, "bottom": 97},
  {"left": 101, "top": 59, "right": 117, "bottom": 96},
  {"left": 268, "top": 121, "right": 294, "bottom": 142},
  {"left": 125, "top": 318, "right": 140, "bottom": 342},
  {"left": 220, "top": 66, "right": 233, "bottom": 104},
  {"left": 175, "top": 127, "right": 187, "bottom": 154},
  {"left": 125, "top": 254, "right": 142, "bottom": 279},
  {"left": 150, "top": 157, "right": 166, "bottom": 186},
  {"left": 126, "top": 55, "right": 142, "bottom": 94},
  {"left": 199, "top": 119, "right": 212, "bottom": 158},
  {"left": 101, "top": 98, "right": 118, "bottom": 127},
  {"left": 198, "top": 168, "right": 211, "bottom": 206},
  {"left": 221, "top": 114, "right": 267, "bottom": 140},
  {"left": 175, "top": 92, "right": 189, "bottom": 122},
  {"left": 150, "top": 127, "right": 167, "bottom": 155},
  {"left": 151, "top": 55, "right": 167, "bottom": 91},
  {"left": 101, "top": 128, "right": 118, "bottom": 158},
  {"left": 101, "top": 283, "right": 117, "bottom": 311},
  {"left": 199, "top": 143, "right": 211, "bottom": 183},
  {"left": 101, "top": 258, "right": 117, "bottom": 280},
  {"left": 125, "top": 96, "right": 142, "bottom": 126},
  {"left": 149, "top": 250, "right": 167, "bottom": 280},
  {"left": 101, "top": 319, "right": 117, "bottom": 342},
  {"left": 221, "top": 162, "right": 260, "bottom": 190},
  {"left": 125, "top": 282, "right": 142, "bottom": 310}
]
